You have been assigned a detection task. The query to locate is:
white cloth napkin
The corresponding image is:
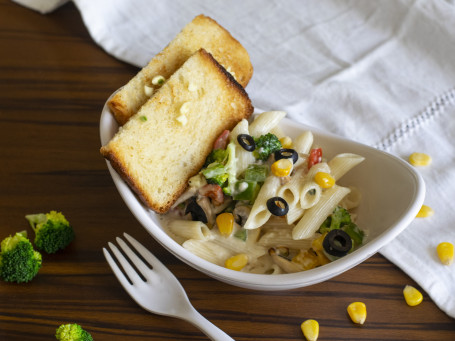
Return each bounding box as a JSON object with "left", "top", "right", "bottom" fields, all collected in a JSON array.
[
  {"left": 12, "top": 0, "right": 68, "bottom": 14},
  {"left": 16, "top": 0, "right": 455, "bottom": 318}
]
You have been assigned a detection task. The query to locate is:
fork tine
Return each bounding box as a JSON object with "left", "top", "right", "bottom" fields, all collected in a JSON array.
[
  {"left": 123, "top": 233, "right": 170, "bottom": 274},
  {"left": 116, "top": 237, "right": 153, "bottom": 281},
  {"left": 107, "top": 241, "right": 143, "bottom": 284},
  {"left": 103, "top": 247, "right": 134, "bottom": 289}
]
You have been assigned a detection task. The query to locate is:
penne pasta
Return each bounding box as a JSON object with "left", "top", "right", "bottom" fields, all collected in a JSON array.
[
  {"left": 328, "top": 153, "right": 365, "bottom": 181},
  {"left": 305, "top": 162, "right": 331, "bottom": 179},
  {"left": 167, "top": 219, "right": 211, "bottom": 241},
  {"left": 292, "top": 185, "right": 351, "bottom": 240},
  {"left": 182, "top": 240, "right": 232, "bottom": 266},
  {"left": 339, "top": 186, "right": 362, "bottom": 210},
  {"left": 286, "top": 205, "right": 305, "bottom": 225},
  {"left": 230, "top": 119, "right": 249, "bottom": 141},
  {"left": 269, "top": 125, "right": 285, "bottom": 139},
  {"left": 249, "top": 111, "right": 286, "bottom": 137},
  {"left": 258, "top": 227, "right": 315, "bottom": 250},
  {"left": 293, "top": 131, "right": 314, "bottom": 154},
  {"left": 261, "top": 216, "right": 293, "bottom": 229},
  {"left": 299, "top": 181, "right": 322, "bottom": 209},
  {"left": 244, "top": 176, "right": 281, "bottom": 230},
  {"left": 211, "top": 231, "right": 267, "bottom": 258},
  {"left": 242, "top": 255, "right": 283, "bottom": 274},
  {"left": 164, "top": 113, "right": 365, "bottom": 275},
  {"left": 231, "top": 119, "right": 256, "bottom": 176},
  {"left": 236, "top": 149, "right": 256, "bottom": 177},
  {"left": 277, "top": 167, "right": 305, "bottom": 208}
]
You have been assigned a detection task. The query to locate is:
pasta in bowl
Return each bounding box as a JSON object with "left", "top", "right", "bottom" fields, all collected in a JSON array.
[
  {"left": 163, "top": 111, "right": 366, "bottom": 275},
  {"left": 100, "top": 104, "right": 425, "bottom": 290}
]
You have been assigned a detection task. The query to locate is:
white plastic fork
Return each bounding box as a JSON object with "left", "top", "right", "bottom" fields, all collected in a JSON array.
[{"left": 103, "top": 233, "right": 234, "bottom": 341}]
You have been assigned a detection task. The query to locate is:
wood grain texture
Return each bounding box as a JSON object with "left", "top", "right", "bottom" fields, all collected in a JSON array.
[{"left": 0, "top": 1, "right": 454, "bottom": 340}]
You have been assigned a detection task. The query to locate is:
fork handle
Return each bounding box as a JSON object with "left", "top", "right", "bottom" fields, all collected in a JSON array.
[{"left": 183, "top": 306, "right": 235, "bottom": 341}]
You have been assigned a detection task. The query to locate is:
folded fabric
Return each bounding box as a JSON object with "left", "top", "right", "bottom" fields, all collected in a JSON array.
[
  {"left": 17, "top": 0, "right": 455, "bottom": 317},
  {"left": 12, "top": 0, "right": 68, "bottom": 14},
  {"left": 378, "top": 90, "right": 455, "bottom": 317}
]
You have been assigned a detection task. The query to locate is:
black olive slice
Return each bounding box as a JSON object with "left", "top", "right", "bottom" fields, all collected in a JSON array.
[
  {"left": 237, "top": 134, "right": 256, "bottom": 152},
  {"left": 266, "top": 197, "right": 289, "bottom": 216},
  {"left": 322, "top": 229, "right": 352, "bottom": 257},
  {"left": 274, "top": 148, "right": 298, "bottom": 164},
  {"left": 185, "top": 197, "right": 208, "bottom": 223}
]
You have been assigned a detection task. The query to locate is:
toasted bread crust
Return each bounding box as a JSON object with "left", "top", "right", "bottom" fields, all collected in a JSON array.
[
  {"left": 199, "top": 49, "right": 253, "bottom": 116},
  {"left": 107, "top": 14, "right": 253, "bottom": 126},
  {"left": 101, "top": 49, "right": 253, "bottom": 214},
  {"left": 101, "top": 147, "right": 185, "bottom": 213}
]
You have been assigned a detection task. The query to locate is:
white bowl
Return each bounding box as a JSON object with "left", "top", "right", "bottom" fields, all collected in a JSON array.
[{"left": 100, "top": 94, "right": 425, "bottom": 290}]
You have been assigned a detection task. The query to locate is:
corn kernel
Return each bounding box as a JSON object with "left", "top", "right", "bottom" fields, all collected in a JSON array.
[
  {"left": 315, "top": 250, "right": 330, "bottom": 266},
  {"left": 437, "top": 242, "right": 454, "bottom": 265},
  {"left": 311, "top": 233, "right": 327, "bottom": 252},
  {"left": 279, "top": 136, "right": 293, "bottom": 149},
  {"left": 314, "top": 172, "right": 335, "bottom": 189},
  {"left": 271, "top": 158, "right": 293, "bottom": 177},
  {"left": 416, "top": 205, "right": 434, "bottom": 218},
  {"left": 292, "top": 250, "right": 319, "bottom": 270},
  {"left": 301, "top": 319, "right": 319, "bottom": 341},
  {"left": 347, "top": 302, "right": 367, "bottom": 324},
  {"left": 225, "top": 254, "right": 248, "bottom": 271},
  {"left": 403, "top": 285, "right": 423, "bottom": 306},
  {"left": 409, "top": 152, "right": 432, "bottom": 166},
  {"left": 216, "top": 213, "right": 234, "bottom": 237}
]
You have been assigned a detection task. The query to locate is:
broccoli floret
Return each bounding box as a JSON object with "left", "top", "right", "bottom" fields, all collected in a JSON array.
[
  {"left": 204, "top": 148, "right": 228, "bottom": 167},
  {"left": 319, "top": 206, "right": 365, "bottom": 246},
  {"left": 253, "top": 133, "right": 282, "bottom": 161},
  {"left": 201, "top": 142, "right": 237, "bottom": 195},
  {"left": 207, "top": 173, "right": 229, "bottom": 187},
  {"left": 202, "top": 162, "right": 226, "bottom": 178},
  {"left": 55, "top": 323, "right": 93, "bottom": 341},
  {"left": 202, "top": 162, "right": 228, "bottom": 186},
  {"left": 26, "top": 211, "right": 74, "bottom": 254},
  {"left": 319, "top": 206, "right": 352, "bottom": 233},
  {"left": 0, "top": 231, "right": 42, "bottom": 283},
  {"left": 342, "top": 222, "right": 365, "bottom": 247}
]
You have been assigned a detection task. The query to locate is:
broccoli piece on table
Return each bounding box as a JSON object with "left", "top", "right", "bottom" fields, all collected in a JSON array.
[
  {"left": 26, "top": 211, "right": 74, "bottom": 254},
  {"left": 55, "top": 323, "right": 93, "bottom": 341},
  {"left": 0, "top": 231, "right": 42, "bottom": 283},
  {"left": 253, "top": 133, "right": 282, "bottom": 161}
]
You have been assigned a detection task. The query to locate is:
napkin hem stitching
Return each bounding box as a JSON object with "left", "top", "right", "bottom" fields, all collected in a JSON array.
[{"left": 375, "top": 87, "right": 455, "bottom": 151}]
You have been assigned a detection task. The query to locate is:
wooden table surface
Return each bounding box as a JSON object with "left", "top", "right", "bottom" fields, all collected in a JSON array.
[{"left": 1, "top": 1, "right": 454, "bottom": 340}]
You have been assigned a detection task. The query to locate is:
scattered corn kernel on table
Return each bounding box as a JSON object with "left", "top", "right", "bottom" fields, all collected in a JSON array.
[{"left": 1, "top": 1, "right": 454, "bottom": 340}]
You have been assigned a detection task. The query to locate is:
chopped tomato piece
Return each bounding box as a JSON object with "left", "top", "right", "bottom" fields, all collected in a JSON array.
[
  {"left": 213, "top": 130, "right": 230, "bottom": 150},
  {"left": 199, "top": 184, "right": 224, "bottom": 206},
  {"left": 308, "top": 148, "right": 322, "bottom": 169}
]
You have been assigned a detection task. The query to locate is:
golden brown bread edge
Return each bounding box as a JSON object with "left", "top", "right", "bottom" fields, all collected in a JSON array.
[
  {"left": 107, "top": 14, "right": 253, "bottom": 126},
  {"left": 101, "top": 49, "right": 254, "bottom": 214}
]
